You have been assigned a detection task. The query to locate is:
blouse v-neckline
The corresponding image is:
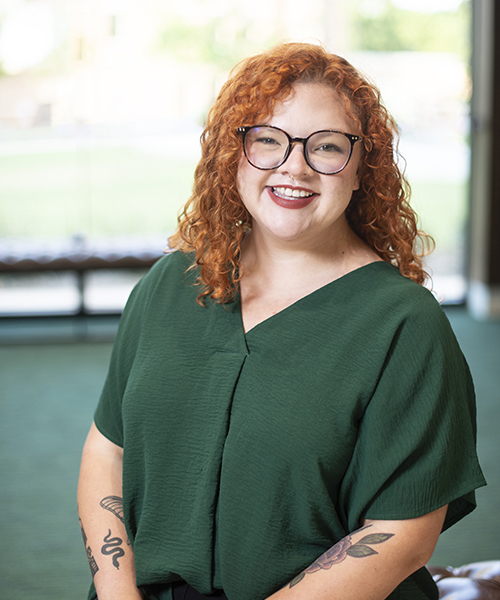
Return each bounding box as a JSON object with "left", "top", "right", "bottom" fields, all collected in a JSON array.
[{"left": 239, "top": 260, "right": 392, "bottom": 336}]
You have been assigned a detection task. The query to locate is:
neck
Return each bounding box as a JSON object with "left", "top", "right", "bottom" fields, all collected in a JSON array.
[
  {"left": 238, "top": 219, "right": 382, "bottom": 333},
  {"left": 241, "top": 218, "right": 368, "bottom": 283}
]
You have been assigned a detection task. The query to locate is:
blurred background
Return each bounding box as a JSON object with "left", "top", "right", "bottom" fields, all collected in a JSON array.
[
  {"left": 1, "top": 1, "right": 500, "bottom": 599},
  {"left": 0, "top": 0, "right": 472, "bottom": 314}
]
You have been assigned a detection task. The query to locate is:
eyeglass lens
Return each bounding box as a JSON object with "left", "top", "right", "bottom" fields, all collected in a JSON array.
[{"left": 244, "top": 126, "right": 353, "bottom": 174}]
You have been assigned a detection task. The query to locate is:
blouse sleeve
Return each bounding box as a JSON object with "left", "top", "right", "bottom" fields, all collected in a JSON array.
[
  {"left": 339, "top": 295, "right": 486, "bottom": 533},
  {"left": 93, "top": 256, "right": 167, "bottom": 446}
]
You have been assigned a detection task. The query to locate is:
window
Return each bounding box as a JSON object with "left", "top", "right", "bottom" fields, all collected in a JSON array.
[{"left": 0, "top": 0, "right": 471, "bottom": 314}]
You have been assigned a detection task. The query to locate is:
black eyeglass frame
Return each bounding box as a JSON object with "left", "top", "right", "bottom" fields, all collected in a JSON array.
[{"left": 237, "top": 125, "right": 363, "bottom": 175}]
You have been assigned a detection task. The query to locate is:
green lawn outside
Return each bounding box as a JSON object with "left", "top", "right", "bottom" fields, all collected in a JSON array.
[
  {"left": 0, "top": 147, "right": 467, "bottom": 256},
  {"left": 0, "top": 147, "right": 198, "bottom": 238}
]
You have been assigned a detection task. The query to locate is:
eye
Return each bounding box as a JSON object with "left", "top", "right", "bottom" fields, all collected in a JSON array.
[
  {"left": 308, "top": 132, "right": 350, "bottom": 157},
  {"left": 314, "top": 142, "right": 343, "bottom": 154},
  {"left": 254, "top": 135, "right": 282, "bottom": 146}
]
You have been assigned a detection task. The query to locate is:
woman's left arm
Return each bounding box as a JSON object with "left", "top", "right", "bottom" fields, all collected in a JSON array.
[{"left": 266, "top": 505, "right": 448, "bottom": 600}]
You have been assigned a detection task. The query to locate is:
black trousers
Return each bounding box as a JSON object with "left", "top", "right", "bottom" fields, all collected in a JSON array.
[
  {"left": 172, "top": 581, "right": 229, "bottom": 600},
  {"left": 94, "top": 582, "right": 228, "bottom": 600}
]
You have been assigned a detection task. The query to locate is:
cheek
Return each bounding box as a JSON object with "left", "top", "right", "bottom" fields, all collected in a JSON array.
[
  {"left": 352, "top": 152, "right": 364, "bottom": 191},
  {"left": 236, "top": 156, "right": 264, "bottom": 205},
  {"left": 353, "top": 172, "right": 361, "bottom": 191},
  {"left": 235, "top": 158, "right": 248, "bottom": 203},
  {"left": 336, "top": 162, "right": 361, "bottom": 194}
]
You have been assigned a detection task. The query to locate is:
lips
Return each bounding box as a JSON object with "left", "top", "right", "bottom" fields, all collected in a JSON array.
[{"left": 267, "top": 186, "right": 317, "bottom": 209}]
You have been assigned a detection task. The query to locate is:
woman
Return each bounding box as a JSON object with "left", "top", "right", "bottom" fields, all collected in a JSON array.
[{"left": 78, "top": 43, "right": 486, "bottom": 600}]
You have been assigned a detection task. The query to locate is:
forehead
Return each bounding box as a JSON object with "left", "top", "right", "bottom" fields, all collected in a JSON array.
[{"left": 268, "top": 82, "right": 359, "bottom": 135}]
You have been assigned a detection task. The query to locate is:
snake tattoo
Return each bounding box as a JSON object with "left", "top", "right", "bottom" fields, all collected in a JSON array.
[{"left": 101, "top": 529, "right": 125, "bottom": 569}]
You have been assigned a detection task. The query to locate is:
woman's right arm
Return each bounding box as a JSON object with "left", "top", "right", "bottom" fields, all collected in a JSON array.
[{"left": 78, "top": 423, "right": 144, "bottom": 600}]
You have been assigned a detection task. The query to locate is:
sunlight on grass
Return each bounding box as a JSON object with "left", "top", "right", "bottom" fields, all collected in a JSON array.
[
  {"left": 0, "top": 147, "right": 197, "bottom": 238},
  {"left": 1, "top": 147, "right": 467, "bottom": 248}
]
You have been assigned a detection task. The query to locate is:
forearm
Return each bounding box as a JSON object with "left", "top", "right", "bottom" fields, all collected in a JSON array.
[
  {"left": 78, "top": 423, "right": 143, "bottom": 600},
  {"left": 267, "top": 506, "right": 448, "bottom": 600}
]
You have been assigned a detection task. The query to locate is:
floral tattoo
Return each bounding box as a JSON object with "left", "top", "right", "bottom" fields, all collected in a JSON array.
[{"left": 289, "top": 525, "right": 394, "bottom": 588}]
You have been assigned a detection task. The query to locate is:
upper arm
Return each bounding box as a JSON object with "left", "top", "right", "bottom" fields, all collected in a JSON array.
[
  {"left": 266, "top": 505, "right": 450, "bottom": 600},
  {"left": 78, "top": 422, "right": 124, "bottom": 505},
  {"left": 82, "top": 422, "right": 124, "bottom": 461},
  {"left": 362, "top": 504, "right": 448, "bottom": 569}
]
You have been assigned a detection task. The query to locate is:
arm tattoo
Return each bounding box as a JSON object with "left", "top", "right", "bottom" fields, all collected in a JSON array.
[
  {"left": 100, "top": 495, "right": 131, "bottom": 545},
  {"left": 101, "top": 529, "right": 125, "bottom": 569},
  {"left": 289, "top": 525, "right": 394, "bottom": 588},
  {"left": 100, "top": 495, "right": 125, "bottom": 523},
  {"left": 79, "top": 518, "right": 99, "bottom": 578}
]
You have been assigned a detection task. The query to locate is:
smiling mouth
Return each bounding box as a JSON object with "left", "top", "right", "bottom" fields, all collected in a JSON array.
[
  {"left": 271, "top": 186, "right": 315, "bottom": 199},
  {"left": 267, "top": 186, "right": 317, "bottom": 210}
]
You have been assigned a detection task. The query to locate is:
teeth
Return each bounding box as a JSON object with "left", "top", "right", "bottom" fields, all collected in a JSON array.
[{"left": 273, "top": 187, "right": 314, "bottom": 198}]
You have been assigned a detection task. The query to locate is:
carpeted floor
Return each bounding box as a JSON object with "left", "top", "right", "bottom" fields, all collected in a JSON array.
[
  {"left": 0, "top": 340, "right": 112, "bottom": 600},
  {"left": 0, "top": 308, "right": 498, "bottom": 600}
]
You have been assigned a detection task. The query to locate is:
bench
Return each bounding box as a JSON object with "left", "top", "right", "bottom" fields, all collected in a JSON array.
[{"left": 0, "top": 236, "right": 167, "bottom": 316}]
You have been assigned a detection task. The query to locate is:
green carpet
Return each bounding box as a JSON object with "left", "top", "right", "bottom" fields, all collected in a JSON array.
[
  {"left": 0, "top": 341, "right": 112, "bottom": 599},
  {"left": 427, "top": 309, "right": 500, "bottom": 566},
  {"left": 0, "top": 308, "right": 498, "bottom": 599}
]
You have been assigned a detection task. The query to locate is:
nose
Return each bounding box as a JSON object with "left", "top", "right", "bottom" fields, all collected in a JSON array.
[{"left": 278, "top": 141, "right": 313, "bottom": 178}]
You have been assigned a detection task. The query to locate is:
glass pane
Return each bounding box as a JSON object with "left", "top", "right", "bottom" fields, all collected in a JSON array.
[
  {"left": 84, "top": 269, "right": 147, "bottom": 313},
  {"left": 347, "top": 48, "right": 470, "bottom": 303},
  {"left": 0, "top": 0, "right": 471, "bottom": 313},
  {"left": 0, "top": 272, "right": 80, "bottom": 315}
]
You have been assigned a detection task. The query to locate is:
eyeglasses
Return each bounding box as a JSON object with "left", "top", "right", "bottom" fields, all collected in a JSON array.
[{"left": 237, "top": 125, "right": 363, "bottom": 175}]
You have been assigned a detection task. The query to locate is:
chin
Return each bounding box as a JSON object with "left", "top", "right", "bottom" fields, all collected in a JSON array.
[{"left": 262, "top": 223, "right": 314, "bottom": 243}]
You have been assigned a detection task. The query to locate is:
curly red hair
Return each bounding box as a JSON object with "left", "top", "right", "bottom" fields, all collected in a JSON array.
[{"left": 169, "top": 42, "right": 433, "bottom": 304}]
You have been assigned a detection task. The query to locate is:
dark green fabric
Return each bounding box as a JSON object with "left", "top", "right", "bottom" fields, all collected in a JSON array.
[{"left": 92, "top": 251, "right": 485, "bottom": 600}]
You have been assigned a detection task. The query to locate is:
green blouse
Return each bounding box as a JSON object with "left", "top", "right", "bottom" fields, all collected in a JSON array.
[{"left": 92, "top": 251, "right": 485, "bottom": 600}]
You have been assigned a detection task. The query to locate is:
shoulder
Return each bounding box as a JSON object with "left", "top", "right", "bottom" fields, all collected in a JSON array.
[
  {"left": 346, "top": 262, "right": 460, "bottom": 351},
  {"left": 351, "top": 262, "right": 446, "bottom": 320},
  {"left": 132, "top": 249, "right": 196, "bottom": 297},
  {"left": 360, "top": 261, "right": 433, "bottom": 299},
  {"left": 119, "top": 250, "right": 198, "bottom": 323},
  {"left": 142, "top": 249, "right": 195, "bottom": 283}
]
